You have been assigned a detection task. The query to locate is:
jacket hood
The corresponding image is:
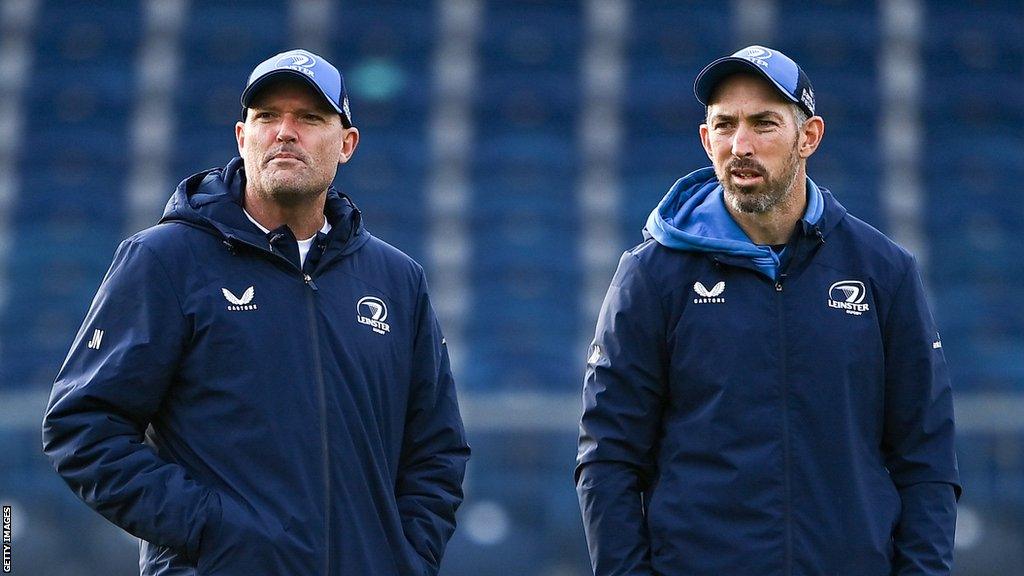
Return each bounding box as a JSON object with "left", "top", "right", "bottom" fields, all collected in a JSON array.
[
  {"left": 645, "top": 166, "right": 834, "bottom": 279},
  {"left": 160, "top": 157, "right": 370, "bottom": 256}
]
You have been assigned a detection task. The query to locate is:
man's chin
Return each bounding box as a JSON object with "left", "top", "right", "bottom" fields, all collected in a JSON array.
[
  {"left": 724, "top": 183, "right": 766, "bottom": 202},
  {"left": 724, "top": 189, "right": 773, "bottom": 214},
  {"left": 258, "top": 178, "right": 322, "bottom": 204}
]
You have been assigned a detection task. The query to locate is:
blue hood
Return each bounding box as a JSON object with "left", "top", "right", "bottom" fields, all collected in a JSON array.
[{"left": 645, "top": 166, "right": 824, "bottom": 280}]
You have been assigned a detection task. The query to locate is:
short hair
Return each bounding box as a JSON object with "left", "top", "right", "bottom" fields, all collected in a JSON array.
[{"left": 791, "top": 104, "right": 809, "bottom": 128}]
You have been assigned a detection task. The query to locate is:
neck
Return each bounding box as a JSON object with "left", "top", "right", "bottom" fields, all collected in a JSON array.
[
  {"left": 727, "top": 175, "right": 807, "bottom": 246},
  {"left": 243, "top": 188, "right": 327, "bottom": 240}
]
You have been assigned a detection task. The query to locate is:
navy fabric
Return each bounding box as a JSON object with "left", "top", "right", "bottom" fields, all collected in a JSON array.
[
  {"left": 42, "top": 158, "right": 470, "bottom": 576},
  {"left": 576, "top": 174, "right": 960, "bottom": 575}
]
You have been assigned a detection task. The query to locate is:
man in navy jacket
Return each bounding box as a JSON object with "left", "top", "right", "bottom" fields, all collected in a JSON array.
[
  {"left": 43, "top": 49, "right": 469, "bottom": 576},
  {"left": 576, "top": 46, "right": 960, "bottom": 575}
]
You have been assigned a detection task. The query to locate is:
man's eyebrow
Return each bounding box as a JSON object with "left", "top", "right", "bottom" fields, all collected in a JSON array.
[
  {"left": 708, "top": 112, "right": 737, "bottom": 123},
  {"left": 249, "top": 104, "right": 332, "bottom": 116},
  {"left": 749, "top": 110, "right": 784, "bottom": 121},
  {"left": 708, "top": 110, "right": 785, "bottom": 123}
]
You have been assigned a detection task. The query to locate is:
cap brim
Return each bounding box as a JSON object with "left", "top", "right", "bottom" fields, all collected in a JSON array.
[
  {"left": 693, "top": 57, "right": 800, "bottom": 109},
  {"left": 240, "top": 69, "right": 350, "bottom": 126}
]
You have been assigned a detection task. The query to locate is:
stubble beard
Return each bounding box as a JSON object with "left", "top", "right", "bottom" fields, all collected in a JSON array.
[
  {"left": 721, "top": 138, "right": 802, "bottom": 214},
  {"left": 253, "top": 172, "right": 325, "bottom": 207},
  {"left": 248, "top": 151, "right": 332, "bottom": 207}
]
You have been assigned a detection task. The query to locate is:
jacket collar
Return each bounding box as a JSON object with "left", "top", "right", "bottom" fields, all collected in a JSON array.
[{"left": 160, "top": 157, "right": 370, "bottom": 266}]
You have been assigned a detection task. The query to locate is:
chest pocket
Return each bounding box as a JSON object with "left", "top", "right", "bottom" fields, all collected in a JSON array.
[
  {"left": 311, "top": 274, "right": 410, "bottom": 385},
  {"left": 668, "top": 276, "right": 779, "bottom": 409},
  {"left": 787, "top": 273, "right": 884, "bottom": 365},
  {"left": 782, "top": 271, "right": 887, "bottom": 417}
]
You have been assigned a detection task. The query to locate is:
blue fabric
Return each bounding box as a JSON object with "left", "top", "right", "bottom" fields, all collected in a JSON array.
[
  {"left": 43, "top": 158, "right": 469, "bottom": 576},
  {"left": 693, "top": 46, "right": 817, "bottom": 116},
  {"left": 645, "top": 166, "right": 824, "bottom": 280},
  {"left": 242, "top": 49, "right": 352, "bottom": 125},
  {"left": 578, "top": 185, "right": 960, "bottom": 575}
]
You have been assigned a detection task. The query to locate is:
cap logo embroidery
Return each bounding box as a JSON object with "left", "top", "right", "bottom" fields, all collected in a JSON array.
[
  {"left": 742, "top": 47, "right": 773, "bottom": 68},
  {"left": 801, "top": 87, "right": 816, "bottom": 113},
  {"left": 275, "top": 52, "right": 316, "bottom": 78}
]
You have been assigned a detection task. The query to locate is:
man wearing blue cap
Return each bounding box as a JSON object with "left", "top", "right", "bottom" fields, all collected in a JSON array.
[
  {"left": 44, "top": 49, "right": 469, "bottom": 575},
  {"left": 576, "top": 46, "right": 959, "bottom": 575}
]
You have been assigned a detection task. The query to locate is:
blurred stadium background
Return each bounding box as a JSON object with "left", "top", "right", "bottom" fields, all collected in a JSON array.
[{"left": 0, "top": 0, "right": 1021, "bottom": 574}]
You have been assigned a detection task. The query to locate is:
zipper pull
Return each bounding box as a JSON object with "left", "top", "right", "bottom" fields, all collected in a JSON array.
[
  {"left": 304, "top": 274, "right": 318, "bottom": 291},
  {"left": 775, "top": 273, "right": 787, "bottom": 292}
]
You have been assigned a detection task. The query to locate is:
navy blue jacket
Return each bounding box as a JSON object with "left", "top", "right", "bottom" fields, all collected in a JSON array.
[
  {"left": 43, "top": 158, "right": 470, "bottom": 576},
  {"left": 576, "top": 168, "right": 960, "bottom": 576}
]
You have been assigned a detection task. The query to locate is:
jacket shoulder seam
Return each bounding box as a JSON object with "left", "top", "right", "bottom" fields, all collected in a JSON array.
[
  {"left": 624, "top": 250, "right": 668, "bottom": 322},
  {"left": 129, "top": 238, "right": 188, "bottom": 321},
  {"left": 881, "top": 256, "right": 916, "bottom": 335}
]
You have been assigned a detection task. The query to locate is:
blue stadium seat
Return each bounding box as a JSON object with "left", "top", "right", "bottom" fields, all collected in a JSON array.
[
  {"left": 480, "top": 4, "right": 582, "bottom": 74},
  {"left": 630, "top": 2, "right": 732, "bottom": 73}
]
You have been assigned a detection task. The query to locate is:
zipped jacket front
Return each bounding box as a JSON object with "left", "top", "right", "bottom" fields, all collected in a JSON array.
[{"left": 43, "top": 158, "right": 470, "bottom": 576}]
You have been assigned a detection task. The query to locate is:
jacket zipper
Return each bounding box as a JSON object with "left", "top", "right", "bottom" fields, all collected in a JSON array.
[
  {"left": 775, "top": 273, "right": 793, "bottom": 576},
  {"left": 224, "top": 236, "right": 334, "bottom": 574},
  {"left": 303, "top": 272, "right": 331, "bottom": 576},
  {"left": 774, "top": 227, "right": 825, "bottom": 575}
]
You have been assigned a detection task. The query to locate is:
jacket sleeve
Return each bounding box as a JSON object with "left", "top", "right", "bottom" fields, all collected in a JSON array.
[
  {"left": 575, "top": 252, "right": 667, "bottom": 576},
  {"left": 396, "top": 272, "right": 471, "bottom": 575},
  {"left": 881, "top": 258, "right": 961, "bottom": 576},
  {"left": 41, "top": 238, "right": 218, "bottom": 562}
]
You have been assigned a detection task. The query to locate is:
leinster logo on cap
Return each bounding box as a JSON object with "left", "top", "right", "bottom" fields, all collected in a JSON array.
[
  {"left": 275, "top": 52, "right": 316, "bottom": 78},
  {"left": 741, "top": 46, "right": 773, "bottom": 68}
]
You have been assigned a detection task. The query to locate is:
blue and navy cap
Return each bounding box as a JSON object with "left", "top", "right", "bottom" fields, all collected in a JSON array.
[
  {"left": 241, "top": 49, "right": 353, "bottom": 127},
  {"left": 694, "top": 45, "right": 816, "bottom": 117}
]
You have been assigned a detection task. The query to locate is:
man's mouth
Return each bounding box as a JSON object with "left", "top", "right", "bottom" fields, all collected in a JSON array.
[
  {"left": 268, "top": 151, "right": 304, "bottom": 164},
  {"left": 729, "top": 167, "right": 764, "bottom": 184}
]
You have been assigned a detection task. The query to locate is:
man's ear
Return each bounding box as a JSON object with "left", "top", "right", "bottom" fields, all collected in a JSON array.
[
  {"left": 338, "top": 126, "right": 360, "bottom": 165},
  {"left": 799, "top": 116, "right": 825, "bottom": 159},
  {"left": 699, "top": 123, "right": 713, "bottom": 160},
  {"left": 235, "top": 121, "right": 246, "bottom": 156}
]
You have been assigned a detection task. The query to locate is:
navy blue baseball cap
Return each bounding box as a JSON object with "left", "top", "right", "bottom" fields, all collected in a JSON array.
[
  {"left": 694, "top": 45, "right": 816, "bottom": 117},
  {"left": 241, "top": 49, "right": 353, "bottom": 127}
]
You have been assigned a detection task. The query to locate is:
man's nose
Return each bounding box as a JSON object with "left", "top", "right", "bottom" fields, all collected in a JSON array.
[
  {"left": 276, "top": 115, "right": 299, "bottom": 142},
  {"left": 730, "top": 124, "right": 755, "bottom": 157}
]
